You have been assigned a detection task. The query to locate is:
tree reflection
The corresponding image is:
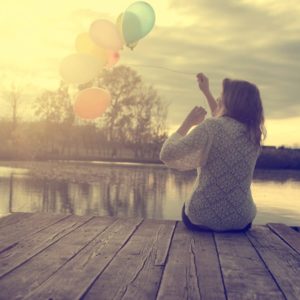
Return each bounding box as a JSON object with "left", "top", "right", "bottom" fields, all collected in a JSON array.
[
  {"left": 0, "top": 165, "right": 170, "bottom": 219},
  {"left": 2, "top": 164, "right": 298, "bottom": 224}
]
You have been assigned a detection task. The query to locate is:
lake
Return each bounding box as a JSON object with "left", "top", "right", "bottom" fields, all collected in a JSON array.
[{"left": 0, "top": 161, "right": 299, "bottom": 225}]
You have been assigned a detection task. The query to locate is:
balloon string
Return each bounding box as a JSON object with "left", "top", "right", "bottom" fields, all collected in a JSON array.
[
  {"left": 128, "top": 63, "right": 209, "bottom": 111},
  {"left": 128, "top": 63, "right": 196, "bottom": 76}
]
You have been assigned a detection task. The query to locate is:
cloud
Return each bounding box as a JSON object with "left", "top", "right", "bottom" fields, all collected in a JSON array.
[
  {"left": 0, "top": 0, "right": 299, "bottom": 146},
  {"left": 120, "top": 0, "right": 300, "bottom": 126}
]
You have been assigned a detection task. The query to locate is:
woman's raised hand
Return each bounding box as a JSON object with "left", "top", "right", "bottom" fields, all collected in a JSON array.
[
  {"left": 197, "top": 73, "right": 210, "bottom": 95},
  {"left": 196, "top": 72, "right": 218, "bottom": 116},
  {"left": 177, "top": 106, "right": 207, "bottom": 136},
  {"left": 184, "top": 106, "right": 207, "bottom": 127}
]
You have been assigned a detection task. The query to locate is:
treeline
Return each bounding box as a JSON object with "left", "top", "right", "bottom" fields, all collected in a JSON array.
[
  {"left": 0, "top": 65, "right": 299, "bottom": 169},
  {"left": 257, "top": 146, "right": 300, "bottom": 169},
  {"left": 0, "top": 66, "right": 168, "bottom": 161}
]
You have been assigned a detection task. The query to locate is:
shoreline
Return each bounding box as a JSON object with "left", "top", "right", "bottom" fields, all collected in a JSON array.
[
  {"left": 0, "top": 156, "right": 300, "bottom": 170},
  {"left": 0, "top": 160, "right": 300, "bottom": 185}
]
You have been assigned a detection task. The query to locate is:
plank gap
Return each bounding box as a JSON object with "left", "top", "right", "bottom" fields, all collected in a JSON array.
[
  {"left": 154, "top": 221, "right": 178, "bottom": 300},
  {"left": 79, "top": 219, "right": 146, "bottom": 300},
  {"left": 212, "top": 232, "right": 228, "bottom": 300},
  {"left": 246, "top": 228, "right": 289, "bottom": 300}
]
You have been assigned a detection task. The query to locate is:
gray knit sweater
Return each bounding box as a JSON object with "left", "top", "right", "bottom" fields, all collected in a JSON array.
[{"left": 160, "top": 116, "right": 259, "bottom": 231}]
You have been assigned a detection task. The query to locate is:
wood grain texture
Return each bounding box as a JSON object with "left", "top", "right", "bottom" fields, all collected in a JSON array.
[
  {"left": 0, "top": 214, "right": 93, "bottom": 278},
  {"left": 215, "top": 230, "right": 284, "bottom": 300},
  {"left": 247, "top": 225, "right": 300, "bottom": 300},
  {"left": 23, "top": 217, "right": 143, "bottom": 300},
  {"left": 191, "top": 230, "right": 226, "bottom": 300},
  {"left": 0, "top": 213, "right": 299, "bottom": 300},
  {"left": 0, "top": 213, "right": 31, "bottom": 228},
  {"left": 0, "top": 216, "right": 116, "bottom": 300},
  {"left": 0, "top": 212, "right": 69, "bottom": 253},
  {"left": 83, "top": 219, "right": 176, "bottom": 300},
  {"left": 157, "top": 222, "right": 226, "bottom": 300},
  {"left": 267, "top": 223, "right": 300, "bottom": 255}
]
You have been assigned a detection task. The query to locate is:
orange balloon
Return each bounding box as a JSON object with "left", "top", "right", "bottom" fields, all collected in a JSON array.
[{"left": 74, "top": 88, "right": 111, "bottom": 120}]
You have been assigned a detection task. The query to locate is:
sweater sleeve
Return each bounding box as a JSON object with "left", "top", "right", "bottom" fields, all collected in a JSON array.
[{"left": 159, "top": 119, "right": 215, "bottom": 171}]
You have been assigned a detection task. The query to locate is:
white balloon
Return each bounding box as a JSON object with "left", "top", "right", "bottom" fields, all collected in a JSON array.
[{"left": 89, "top": 19, "right": 123, "bottom": 51}]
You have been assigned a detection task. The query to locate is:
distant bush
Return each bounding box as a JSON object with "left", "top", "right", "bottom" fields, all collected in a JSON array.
[{"left": 256, "top": 147, "right": 300, "bottom": 169}]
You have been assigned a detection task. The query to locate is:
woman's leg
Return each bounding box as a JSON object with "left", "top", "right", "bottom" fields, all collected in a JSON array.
[
  {"left": 218, "top": 222, "right": 252, "bottom": 233},
  {"left": 182, "top": 204, "right": 252, "bottom": 232}
]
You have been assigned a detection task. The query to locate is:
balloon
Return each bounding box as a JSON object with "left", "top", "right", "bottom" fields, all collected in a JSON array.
[
  {"left": 60, "top": 54, "right": 102, "bottom": 85},
  {"left": 74, "top": 88, "right": 111, "bottom": 120},
  {"left": 122, "top": 11, "right": 143, "bottom": 45},
  {"left": 116, "top": 13, "right": 139, "bottom": 49},
  {"left": 106, "top": 51, "right": 120, "bottom": 68},
  {"left": 122, "top": 1, "right": 155, "bottom": 45},
  {"left": 127, "top": 41, "right": 139, "bottom": 50},
  {"left": 75, "top": 32, "right": 108, "bottom": 64},
  {"left": 89, "top": 19, "right": 123, "bottom": 51}
]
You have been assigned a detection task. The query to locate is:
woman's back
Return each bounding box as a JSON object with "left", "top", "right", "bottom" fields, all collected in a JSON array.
[
  {"left": 160, "top": 73, "right": 265, "bottom": 232},
  {"left": 186, "top": 116, "right": 260, "bottom": 230}
]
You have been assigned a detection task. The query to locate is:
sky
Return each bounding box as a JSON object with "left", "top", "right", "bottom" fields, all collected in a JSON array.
[{"left": 0, "top": 0, "right": 299, "bottom": 147}]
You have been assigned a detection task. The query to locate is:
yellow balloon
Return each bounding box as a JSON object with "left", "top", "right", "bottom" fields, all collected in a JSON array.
[{"left": 75, "top": 32, "right": 108, "bottom": 65}]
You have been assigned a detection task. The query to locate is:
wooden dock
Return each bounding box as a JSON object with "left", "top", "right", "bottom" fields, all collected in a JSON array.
[{"left": 0, "top": 213, "right": 299, "bottom": 300}]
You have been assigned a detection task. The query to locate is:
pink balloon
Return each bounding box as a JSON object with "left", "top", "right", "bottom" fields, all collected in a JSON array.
[
  {"left": 106, "top": 51, "right": 120, "bottom": 68},
  {"left": 89, "top": 19, "right": 123, "bottom": 51},
  {"left": 74, "top": 88, "right": 111, "bottom": 120}
]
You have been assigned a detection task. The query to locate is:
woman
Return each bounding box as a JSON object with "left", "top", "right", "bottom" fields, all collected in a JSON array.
[{"left": 160, "top": 73, "right": 266, "bottom": 232}]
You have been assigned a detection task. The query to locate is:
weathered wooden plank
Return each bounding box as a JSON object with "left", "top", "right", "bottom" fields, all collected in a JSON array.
[
  {"left": 247, "top": 225, "right": 300, "bottom": 300},
  {"left": 267, "top": 223, "right": 300, "bottom": 255},
  {"left": 0, "top": 212, "right": 69, "bottom": 253},
  {"left": 0, "top": 213, "right": 32, "bottom": 228},
  {"left": 82, "top": 219, "right": 176, "bottom": 300},
  {"left": 0, "top": 216, "right": 116, "bottom": 299},
  {"left": 156, "top": 222, "right": 226, "bottom": 300},
  {"left": 190, "top": 230, "right": 226, "bottom": 300},
  {"left": 215, "top": 229, "right": 284, "bottom": 300},
  {"left": 22, "top": 217, "right": 143, "bottom": 300},
  {"left": 0, "top": 214, "right": 93, "bottom": 278}
]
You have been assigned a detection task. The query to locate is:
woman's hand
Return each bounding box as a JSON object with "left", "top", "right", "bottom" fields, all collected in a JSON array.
[
  {"left": 196, "top": 72, "right": 218, "bottom": 116},
  {"left": 177, "top": 106, "right": 207, "bottom": 136},
  {"left": 197, "top": 73, "right": 210, "bottom": 95},
  {"left": 184, "top": 106, "right": 207, "bottom": 127}
]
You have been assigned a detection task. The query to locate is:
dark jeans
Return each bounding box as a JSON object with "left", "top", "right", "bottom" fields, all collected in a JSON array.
[{"left": 181, "top": 204, "right": 252, "bottom": 233}]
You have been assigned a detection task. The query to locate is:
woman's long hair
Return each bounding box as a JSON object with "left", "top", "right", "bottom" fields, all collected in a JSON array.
[{"left": 220, "top": 78, "right": 266, "bottom": 146}]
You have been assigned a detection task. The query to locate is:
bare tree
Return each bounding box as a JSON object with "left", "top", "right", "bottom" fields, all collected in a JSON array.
[
  {"left": 34, "top": 82, "right": 73, "bottom": 156},
  {"left": 2, "top": 83, "right": 23, "bottom": 129}
]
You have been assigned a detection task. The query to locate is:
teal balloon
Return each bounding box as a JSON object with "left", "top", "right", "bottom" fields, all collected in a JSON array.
[{"left": 123, "top": 1, "right": 155, "bottom": 45}]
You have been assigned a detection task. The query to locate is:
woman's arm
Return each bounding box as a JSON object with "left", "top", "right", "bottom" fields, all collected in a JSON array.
[
  {"left": 160, "top": 106, "right": 211, "bottom": 171},
  {"left": 197, "top": 73, "right": 218, "bottom": 116},
  {"left": 177, "top": 106, "right": 207, "bottom": 136}
]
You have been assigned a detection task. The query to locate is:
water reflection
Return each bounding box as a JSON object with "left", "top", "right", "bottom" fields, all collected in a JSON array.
[{"left": 0, "top": 164, "right": 299, "bottom": 225}]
